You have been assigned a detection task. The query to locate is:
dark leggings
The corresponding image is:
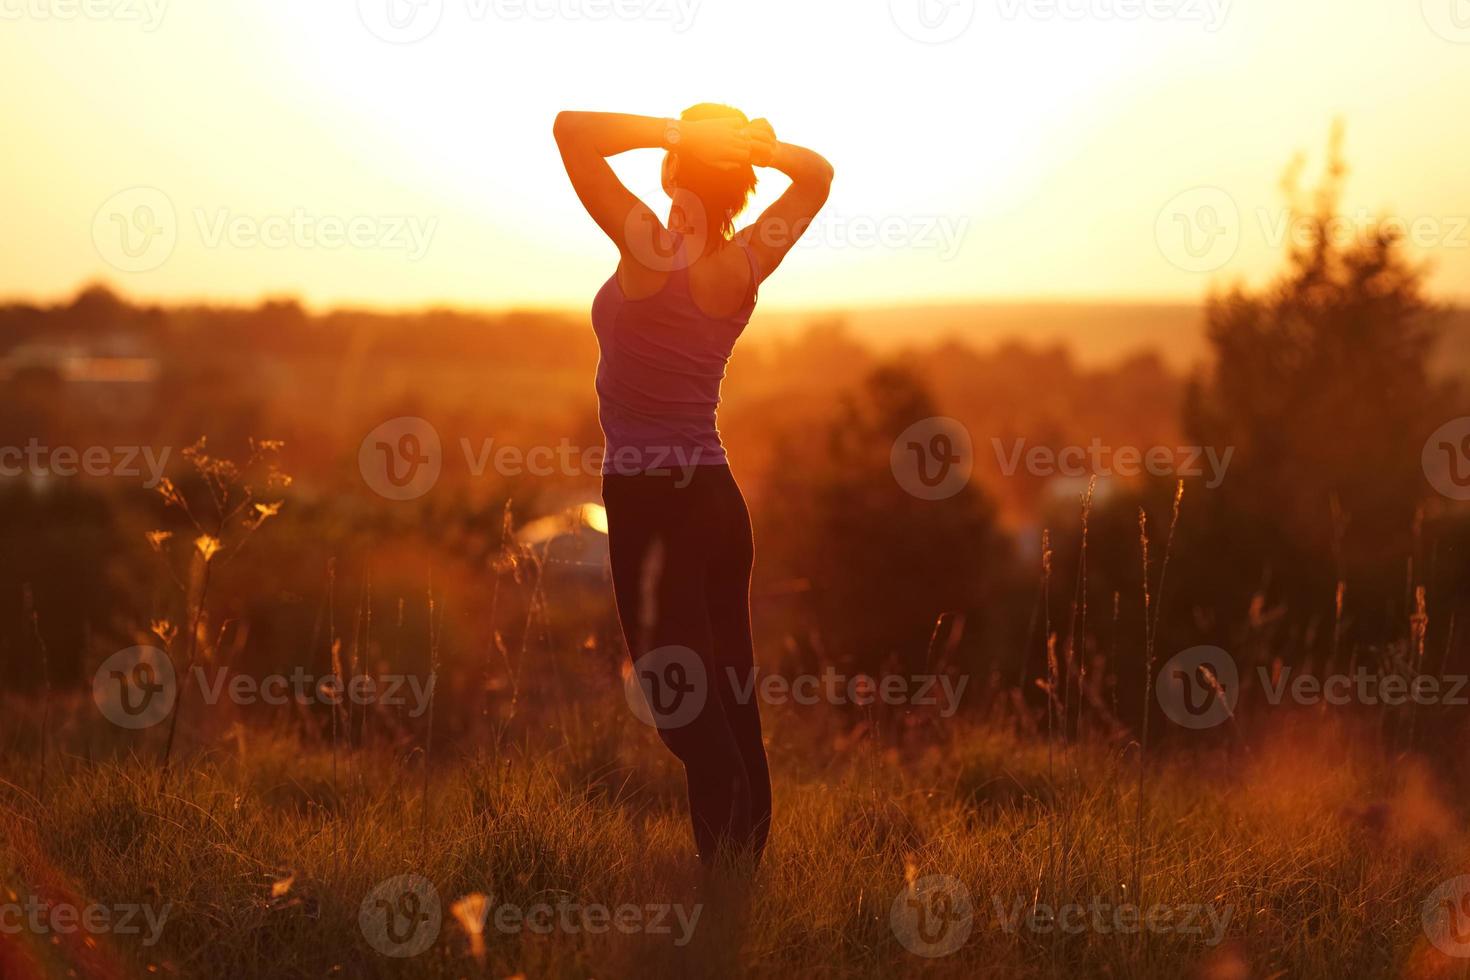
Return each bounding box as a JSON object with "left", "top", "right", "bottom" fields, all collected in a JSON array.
[{"left": 602, "top": 464, "right": 772, "bottom": 866}]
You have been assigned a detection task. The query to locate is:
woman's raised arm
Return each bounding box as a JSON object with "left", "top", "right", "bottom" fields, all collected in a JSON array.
[
  {"left": 553, "top": 111, "right": 754, "bottom": 255},
  {"left": 738, "top": 121, "right": 834, "bottom": 282}
]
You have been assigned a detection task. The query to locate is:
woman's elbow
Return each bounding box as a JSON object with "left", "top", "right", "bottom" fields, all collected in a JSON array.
[
  {"left": 814, "top": 157, "right": 835, "bottom": 190},
  {"left": 803, "top": 157, "right": 834, "bottom": 201},
  {"left": 799, "top": 153, "right": 834, "bottom": 192},
  {"left": 552, "top": 111, "right": 581, "bottom": 146}
]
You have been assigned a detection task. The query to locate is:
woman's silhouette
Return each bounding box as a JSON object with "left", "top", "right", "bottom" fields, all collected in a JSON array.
[{"left": 554, "top": 105, "right": 832, "bottom": 867}]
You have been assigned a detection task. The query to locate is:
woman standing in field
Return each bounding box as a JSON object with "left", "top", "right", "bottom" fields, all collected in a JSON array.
[{"left": 553, "top": 105, "right": 833, "bottom": 867}]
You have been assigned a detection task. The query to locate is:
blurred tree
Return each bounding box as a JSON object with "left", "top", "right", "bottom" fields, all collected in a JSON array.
[
  {"left": 1183, "top": 124, "right": 1458, "bottom": 652},
  {"left": 758, "top": 364, "right": 1012, "bottom": 675}
]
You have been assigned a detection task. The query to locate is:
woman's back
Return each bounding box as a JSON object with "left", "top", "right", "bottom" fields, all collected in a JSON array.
[{"left": 591, "top": 234, "right": 761, "bottom": 475}]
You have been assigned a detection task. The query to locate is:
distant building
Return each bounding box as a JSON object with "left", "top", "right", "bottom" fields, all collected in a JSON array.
[
  {"left": 0, "top": 342, "right": 159, "bottom": 385},
  {"left": 515, "top": 501, "right": 609, "bottom": 577}
]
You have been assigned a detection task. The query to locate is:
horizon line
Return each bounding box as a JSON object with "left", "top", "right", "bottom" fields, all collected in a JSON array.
[{"left": 8, "top": 282, "right": 1469, "bottom": 318}]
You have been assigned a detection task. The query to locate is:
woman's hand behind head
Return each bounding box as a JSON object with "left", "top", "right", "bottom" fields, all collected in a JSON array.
[
  {"left": 744, "top": 118, "right": 777, "bottom": 168},
  {"left": 680, "top": 117, "right": 753, "bottom": 172}
]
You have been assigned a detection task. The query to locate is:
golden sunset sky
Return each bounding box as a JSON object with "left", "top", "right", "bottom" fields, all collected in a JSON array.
[{"left": 2, "top": 0, "right": 1467, "bottom": 311}]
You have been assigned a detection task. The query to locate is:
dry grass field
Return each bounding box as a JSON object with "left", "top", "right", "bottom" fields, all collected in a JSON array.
[{"left": 1, "top": 691, "right": 1465, "bottom": 979}]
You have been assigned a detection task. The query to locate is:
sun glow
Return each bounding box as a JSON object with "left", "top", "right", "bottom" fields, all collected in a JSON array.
[{"left": 1, "top": 0, "right": 1467, "bottom": 309}]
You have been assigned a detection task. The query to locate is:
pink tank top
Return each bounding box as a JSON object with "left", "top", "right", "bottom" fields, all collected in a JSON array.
[{"left": 591, "top": 234, "right": 761, "bottom": 476}]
